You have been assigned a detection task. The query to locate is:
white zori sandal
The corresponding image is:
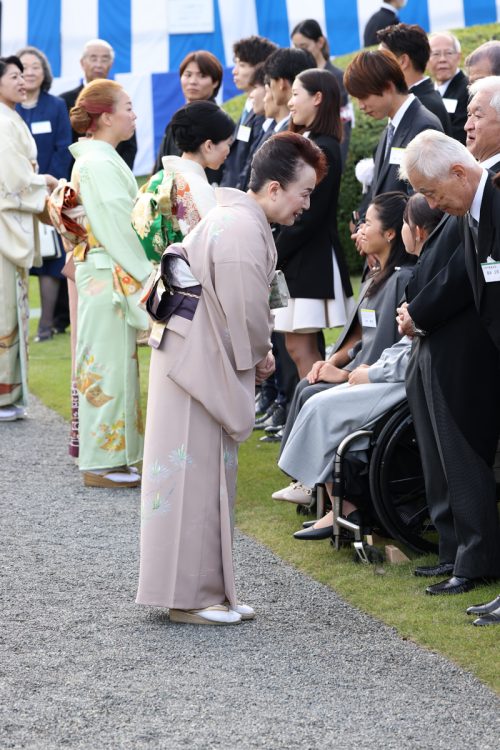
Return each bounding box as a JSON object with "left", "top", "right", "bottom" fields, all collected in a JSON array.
[
  {"left": 169, "top": 605, "right": 242, "bottom": 625},
  {"left": 83, "top": 466, "right": 140, "bottom": 488}
]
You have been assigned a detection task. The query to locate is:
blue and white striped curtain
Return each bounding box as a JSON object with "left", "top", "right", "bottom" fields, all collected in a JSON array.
[{"left": 2, "top": 0, "right": 499, "bottom": 174}]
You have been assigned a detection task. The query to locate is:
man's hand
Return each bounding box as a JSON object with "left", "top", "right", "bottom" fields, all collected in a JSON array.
[
  {"left": 255, "top": 352, "right": 275, "bottom": 384},
  {"left": 396, "top": 302, "right": 414, "bottom": 337}
]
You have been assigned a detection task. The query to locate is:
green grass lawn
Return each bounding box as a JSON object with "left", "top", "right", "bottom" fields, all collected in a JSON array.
[{"left": 27, "top": 278, "right": 500, "bottom": 694}]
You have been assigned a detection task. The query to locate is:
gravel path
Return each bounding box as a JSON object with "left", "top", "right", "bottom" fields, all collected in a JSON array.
[{"left": 1, "top": 398, "right": 499, "bottom": 749}]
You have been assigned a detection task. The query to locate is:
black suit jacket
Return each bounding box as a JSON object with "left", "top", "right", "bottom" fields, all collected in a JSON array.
[
  {"left": 410, "top": 78, "right": 452, "bottom": 136},
  {"left": 439, "top": 70, "right": 469, "bottom": 145},
  {"left": 275, "top": 133, "right": 352, "bottom": 300},
  {"left": 60, "top": 84, "right": 137, "bottom": 171},
  {"left": 462, "top": 174, "right": 500, "bottom": 351},
  {"left": 363, "top": 7, "right": 398, "bottom": 47},
  {"left": 360, "top": 97, "right": 443, "bottom": 216},
  {"left": 220, "top": 110, "right": 264, "bottom": 188}
]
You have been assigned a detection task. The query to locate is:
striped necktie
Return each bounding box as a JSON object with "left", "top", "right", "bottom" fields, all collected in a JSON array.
[{"left": 384, "top": 123, "right": 395, "bottom": 161}]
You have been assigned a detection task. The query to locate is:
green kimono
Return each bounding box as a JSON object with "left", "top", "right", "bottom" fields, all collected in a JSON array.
[{"left": 69, "top": 140, "right": 152, "bottom": 471}]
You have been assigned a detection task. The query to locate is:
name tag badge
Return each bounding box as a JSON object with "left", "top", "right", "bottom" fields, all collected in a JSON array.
[
  {"left": 360, "top": 308, "right": 377, "bottom": 328},
  {"left": 442, "top": 97, "right": 458, "bottom": 114},
  {"left": 389, "top": 147, "right": 405, "bottom": 166},
  {"left": 481, "top": 261, "right": 500, "bottom": 283},
  {"left": 236, "top": 124, "right": 251, "bottom": 143},
  {"left": 31, "top": 120, "right": 52, "bottom": 135}
]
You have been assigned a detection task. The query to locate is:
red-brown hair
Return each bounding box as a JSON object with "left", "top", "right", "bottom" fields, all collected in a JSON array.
[
  {"left": 343, "top": 49, "right": 408, "bottom": 98},
  {"left": 249, "top": 131, "right": 328, "bottom": 191},
  {"left": 70, "top": 79, "right": 123, "bottom": 134}
]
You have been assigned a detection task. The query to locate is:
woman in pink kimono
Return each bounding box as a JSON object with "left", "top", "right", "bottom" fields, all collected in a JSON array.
[{"left": 137, "top": 132, "right": 327, "bottom": 625}]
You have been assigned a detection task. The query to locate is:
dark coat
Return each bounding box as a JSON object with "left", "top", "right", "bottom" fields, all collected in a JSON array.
[
  {"left": 275, "top": 133, "right": 352, "bottom": 300},
  {"left": 220, "top": 110, "right": 264, "bottom": 188},
  {"left": 16, "top": 91, "right": 72, "bottom": 178},
  {"left": 439, "top": 69, "right": 469, "bottom": 145},
  {"left": 406, "top": 214, "right": 499, "bottom": 463},
  {"left": 59, "top": 83, "right": 137, "bottom": 170},
  {"left": 462, "top": 173, "right": 500, "bottom": 352},
  {"left": 363, "top": 7, "right": 399, "bottom": 47},
  {"left": 360, "top": 97, "right": 443, "bottom": 217},
  {"left": 410, "top": 77, "right": 452, "bottom": 136}
]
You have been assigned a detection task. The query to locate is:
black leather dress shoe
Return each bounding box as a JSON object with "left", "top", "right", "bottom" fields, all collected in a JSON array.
[
  {"left": 473, "top": 606, "right": 500, "bottom": 626},
  {"left": 466, "top": 593, "right": 500, "bottom": 615},
  {"left": 425, "top": 576, "right": 482, "bottom": 595},
  {"left": 414, "top": 562, "right": 454, "bottom": 578},
  {"left": 293, "top": 525, "right": 333, "bottom": 540}
]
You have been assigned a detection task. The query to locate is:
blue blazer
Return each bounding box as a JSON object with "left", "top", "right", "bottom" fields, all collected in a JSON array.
[{"left": 16, "top": 91, "right": 72, "bottom": 179}]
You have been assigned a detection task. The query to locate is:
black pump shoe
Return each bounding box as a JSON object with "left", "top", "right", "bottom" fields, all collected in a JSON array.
[{"left": 293, "top": 525, "right": 333, "bottom": 540}]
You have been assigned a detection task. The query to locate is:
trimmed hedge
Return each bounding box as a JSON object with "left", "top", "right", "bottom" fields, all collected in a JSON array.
[{"left": 223, "top": 22, "right": 500, "bottom": 273}]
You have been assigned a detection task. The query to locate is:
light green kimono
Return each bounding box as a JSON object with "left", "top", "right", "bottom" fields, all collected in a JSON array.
[{"left": 69, "top": 140, "right": 152, "bottom": 471}]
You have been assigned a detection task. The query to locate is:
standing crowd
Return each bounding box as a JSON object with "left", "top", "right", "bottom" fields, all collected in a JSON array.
[{"left": 1, "top": 11, "right": 500, "bottom": 626}]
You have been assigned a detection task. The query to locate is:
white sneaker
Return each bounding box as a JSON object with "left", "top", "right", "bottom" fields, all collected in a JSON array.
[
  {"left": 169, "top": 605, "right": 242, "bottom": 625},
  {"left": 0, "top": 406, "right": 18, "bottom": 422},
  {"left": 271, "top": 481, "right": 312, "bottom": 504}
]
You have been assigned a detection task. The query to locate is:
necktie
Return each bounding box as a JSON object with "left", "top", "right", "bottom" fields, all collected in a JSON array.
[
  {"left": 384, "top": 123, "right": 395, "bottom": 161},
  {"left": 467, "top": 212, "right": 479, "bottom": 253}
]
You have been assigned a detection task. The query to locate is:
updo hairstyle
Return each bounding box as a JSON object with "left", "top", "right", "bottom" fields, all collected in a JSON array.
[
  {"left": 170, "top": 100, "right": 234, "bottom": 153},
  {"left": 248, "top": 131, "right": 327, "bottom": 192},
  {"left": 70, "top": 79, "right": 123, "bottom": 134},
  {"left": 0, "top": 55, "right": 23, "bottom": 77}
]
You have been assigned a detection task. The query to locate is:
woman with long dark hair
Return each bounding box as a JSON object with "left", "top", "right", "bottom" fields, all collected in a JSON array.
[{"left": 273, "top": 68, "right": 354, "bottom": 379}]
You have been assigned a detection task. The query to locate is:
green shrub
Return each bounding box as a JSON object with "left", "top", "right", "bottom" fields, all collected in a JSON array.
[{"left": 222, "top": 22, "right": 500, "bottom": 274}]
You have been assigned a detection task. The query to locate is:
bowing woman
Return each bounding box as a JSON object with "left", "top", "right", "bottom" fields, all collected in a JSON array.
[
  {"left": 273, "top": 68, "right": 354, "bottom": 379},
  {"left": 58, "top": 80, "right": 153, "bottom": 487},
  {"left": 136, "top": 132, "right": 327, "bottom": 626},
  {"left": 0, "top": 56, "right": 56, "bottom": 422}
]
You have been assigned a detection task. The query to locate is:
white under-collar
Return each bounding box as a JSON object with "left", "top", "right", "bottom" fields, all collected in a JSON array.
[
  {"left": 470, "top": 168, "right": 488, "bottom": 223},
  {"left": 388, "top": 93, "right": 415, "bottom": 132}
]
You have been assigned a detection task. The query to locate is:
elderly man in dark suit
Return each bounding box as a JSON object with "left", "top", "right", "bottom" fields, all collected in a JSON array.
[
  {"left": 377, "top": 23, "right": 452, "bottom": 135},
  {"left": 428, "top": 31, "right": 469, "bottom": 145},
  {"left": 59, "top": 39, "right": 137, "bottom": 170},
  {"left": 363, "top": 1, "right": 406, "bottom": 47},
  {"left": 344, "top": 48, "right": 443, "bottom": 223},
  {"left": 399, "top": 130, "right": 500, "bottom": 598}
]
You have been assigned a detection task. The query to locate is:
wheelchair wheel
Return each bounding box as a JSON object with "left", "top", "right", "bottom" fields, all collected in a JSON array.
[{"left": 368, "top": 403, "right": 438, "bottom": 554}]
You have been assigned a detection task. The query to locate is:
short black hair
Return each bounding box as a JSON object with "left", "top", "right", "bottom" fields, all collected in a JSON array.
[
  {"left": 233, "top": 35, "right": 277, "bottom": 66},
  {"left": 249, "top": 62, "right": 266, "bottom": 88},
  {"left": 0, "top": 55, "right": 23, "bottom": 78},
  {"left": 377, "top": 23, "right": 430, "bottom": 74},
  {"left": 263, "top": 48, "right": 316, "bottom": 85},
  {"left": 291, "top": 19, "right": 330, "bottom": 60},
  {"left": 170, "top": 100, "right": 234, "bottom": 153}
]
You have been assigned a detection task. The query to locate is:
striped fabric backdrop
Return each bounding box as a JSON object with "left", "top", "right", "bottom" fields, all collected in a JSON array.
[{"left": 2, "top": 0, "right": 499, "bottom": 174}]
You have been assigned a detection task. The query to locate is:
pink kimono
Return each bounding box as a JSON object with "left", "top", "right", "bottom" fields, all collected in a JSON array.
[{"left": 137, "top": 188, "right": 276, "bottom": 610}]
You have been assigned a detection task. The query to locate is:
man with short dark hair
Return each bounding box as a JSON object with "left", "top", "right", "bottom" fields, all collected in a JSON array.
[
  {"left": 363, "top": 0, "right": 406, "bottom": 47},
  {"left": 377, "top": 23, "right": 452, "bottom": 135},
  {"left": 220, "top": 35, "right": 277, "bottom": 188}
]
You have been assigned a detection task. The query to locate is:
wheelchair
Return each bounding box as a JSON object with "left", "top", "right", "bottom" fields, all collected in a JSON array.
[{"left": 310, "top": 400, "right": 438, "bottom": 561}]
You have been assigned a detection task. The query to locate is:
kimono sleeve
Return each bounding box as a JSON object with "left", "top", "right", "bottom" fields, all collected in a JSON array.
[
  {"left": 214, "top": 254, "right": 273, "bottom": 372},
  {"left": 0, "top": 122, "right": 47, "bottom": 214},
  {"left": 78, "top": 156, "right": 152, "bottom": 283}
]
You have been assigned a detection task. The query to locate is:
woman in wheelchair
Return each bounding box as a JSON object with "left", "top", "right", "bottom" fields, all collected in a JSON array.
[{"left": 273, "top": 194, "right": 444, "bottom": 540}]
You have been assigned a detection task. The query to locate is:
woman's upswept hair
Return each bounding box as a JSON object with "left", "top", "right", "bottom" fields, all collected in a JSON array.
[
  {"left": 179, "top": 50, "right": 223, "bottom": 97},
  {"left": 71, "top": 79, "right": 124, "bottom": 134},
  {"left": 344, "top": 49, "right": 407, "bottom": 98},
  {"left": 403, "top": 193, "right": 443, "bottom": 235},
  {"left": 170, "top": 100, "right": 234, "bottom": 152},
  {"left": 290, "top": 68, "right": 342, "bottom": 141},
  {"left": 366, "top": 191, "right": 414, "bottom": 297},
  {"left": 248, "top": 131, "right": 327, "bottom": 192},
  {"left": 0, "top": 55, "right": 23, "bottom": 78},
  {"left": 16, "top": 46, "right": 53, "bottom": 92}
]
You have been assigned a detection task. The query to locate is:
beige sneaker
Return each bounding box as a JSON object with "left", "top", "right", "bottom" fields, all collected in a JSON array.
[{"left": 271, "top": 481, "right": 312, "bottom": 504}]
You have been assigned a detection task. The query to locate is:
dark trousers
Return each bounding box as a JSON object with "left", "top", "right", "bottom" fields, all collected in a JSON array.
[{"left": 406, "top": 339, "right": 500, "bottom": 578}]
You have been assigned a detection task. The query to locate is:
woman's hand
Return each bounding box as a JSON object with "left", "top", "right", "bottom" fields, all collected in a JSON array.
[
  {"left": 316, "top": 362, "right": 349, "bottom": 384},
  {"left": 306, "top": 359, "right": 325, "bottom": 384},
  {"left": 348, "top": 364, "right": 370, "bottom": 386},
  {"left": 255, "top": 352, "right": 275, "bottom": 384},
  {"left": 42, "top": 174, "right": 58, "bottom": 193}
]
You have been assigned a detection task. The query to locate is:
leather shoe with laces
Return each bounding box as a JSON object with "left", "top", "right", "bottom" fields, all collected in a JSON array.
[
  {"left": 425, "top": 576, "right": 482, "bottom": 596},
  {"left": 472, "top": 606, "right": 500, "bottom": 626},
  {"left": 414, "top": 562, "right": 454, "bottom": 578},
  {"left": 466, "top": 593, "right": 500, "bottom": 615}
]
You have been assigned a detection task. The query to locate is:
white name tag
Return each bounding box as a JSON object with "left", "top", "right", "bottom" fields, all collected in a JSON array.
[
  {"left": 236, "top": 124, "right": 251, "bottom": 143},
  {"left": 389, "top": 147, "right": 405, "bottom": 166},
  {"left": 31, "top": 120, "right": 52, "bottom": 135},
  {"left": 442, "top": 97, "right": 458, "bottom": 114},
  {"left": 481, "top": 261, "right": 500, "bottom": 282},
  {"left": 360, "top": 308, "right": 377, "bottom": 327}
]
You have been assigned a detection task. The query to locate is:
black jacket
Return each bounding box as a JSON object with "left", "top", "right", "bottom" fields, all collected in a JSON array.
[
  {"left": 275, "top": 133, "right": 352, "bottom": 300},
  {"left": 439, "top": 69, "right": 469, "bottom": 145},
  {"left": 60, "top": 84, "right": 137, "bottom": 171},
  {"left": 220, "top": 110, "right": 264, "bottom": 188},
  {"left": 363, "top": 7, "right": 398, "bottom": 47},
  {"left": 410, "top": 78, "right": 452, "bottom": 136}
]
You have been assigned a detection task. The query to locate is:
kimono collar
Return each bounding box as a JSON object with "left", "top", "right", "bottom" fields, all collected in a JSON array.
[
  {"left": 214, "top": 187, "right": 270, "bottom": 231},
  {"left": 69, "top": 138, "right": 118, "bottom": 161},
  {"left": 161, "top": 154, "right": 208, "bottom": 182},
  {"left": 0, "top": 101, "right": 26, "bottom": 124}
]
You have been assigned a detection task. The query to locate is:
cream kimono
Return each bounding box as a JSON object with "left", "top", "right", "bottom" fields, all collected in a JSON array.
[
  {"left": 0, "top": 103, "right": 47, "bottom": 408},
  {"left": 137, "top": 188, "right": 276, "bottom": 610},
  {"left": 68, "top": 139, "right": 152, "bottom": 471}
]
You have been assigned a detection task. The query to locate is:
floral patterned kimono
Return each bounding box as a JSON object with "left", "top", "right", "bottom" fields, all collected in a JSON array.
[
  {"left": 0, "top": 103, "right": 47, "bottom": 409},
  {"left": 64, "top": 139, "right": 152, "bottom": 471},
  {"left": 136, "top": 188, "right": 276, "bottom": 611}
]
